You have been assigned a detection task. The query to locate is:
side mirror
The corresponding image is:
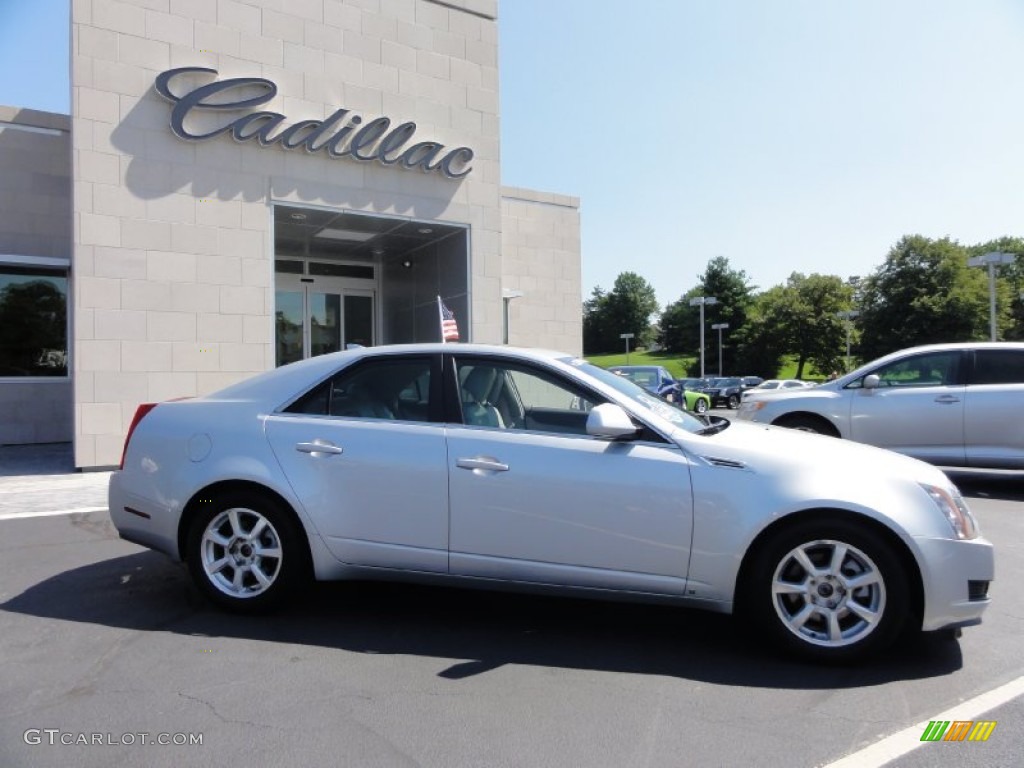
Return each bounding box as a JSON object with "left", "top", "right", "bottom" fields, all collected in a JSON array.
[
  {"left": 863, "top": 374, "right": 880, "bottom": 390},
  {"left": 586, "top": 403, "right": 639, "bottom": 439}
]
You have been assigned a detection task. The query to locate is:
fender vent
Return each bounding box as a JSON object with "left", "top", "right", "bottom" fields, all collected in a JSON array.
[{"left": 703, "top": 456, "right": 747, "bottom": 470}]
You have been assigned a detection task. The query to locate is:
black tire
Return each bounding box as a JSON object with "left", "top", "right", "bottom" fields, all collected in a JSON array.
[
  {"left": 744, "top": 517, "right": 910, "bottom": 663},
  {"left": 774, "top": 413, "right": 840, "bottom": 437},
  {"left": 186, "top": 491, "right": 309, "bottom": 613},
  {"left": 694, "top": 398, "right": 708, "bottom": 414},
  {"left": 727, "top": 394, "right": 740, "bottom": 409}
]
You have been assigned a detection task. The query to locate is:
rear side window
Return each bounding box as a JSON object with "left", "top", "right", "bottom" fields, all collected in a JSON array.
[
  {"left": 971, "top": 350, "right": 1024, "bottom": 385},
  {"left": 285, "top": 357, "right": 434, "bottom": 421}
]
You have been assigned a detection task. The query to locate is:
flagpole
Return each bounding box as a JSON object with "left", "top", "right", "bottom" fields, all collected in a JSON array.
[{"left": 437, "top": 295, "right": 445, "bottom": 344}]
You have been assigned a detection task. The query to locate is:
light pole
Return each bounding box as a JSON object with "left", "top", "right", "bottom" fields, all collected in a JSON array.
[
  {"left": 689, "top": 296, "right": 718, "bottom": 378},
  {"left": 837, "top": 310, "right": 859, "bottom": 372},
  {"left": 967, "top": 251, "right": 1016, "bottom": 341},
  {"left": 711, "top": 323, "right": 729, "bottom": 377},
  {"left": 620, "top": 332, "right": 634, "bottom": 365}
]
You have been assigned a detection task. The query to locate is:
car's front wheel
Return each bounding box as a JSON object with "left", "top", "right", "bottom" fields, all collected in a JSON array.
[
  {"left": 694, "top": 398, "right": 708, "bottom": 414},
  {"left": 186, "top": 491, "right": 308, "bottom": 612},
  {"left": 746, "top": 518, "right": 910, "bottom": 663},
  {"left": 727, "top": 394, "right": 740, "bottom": 409}
]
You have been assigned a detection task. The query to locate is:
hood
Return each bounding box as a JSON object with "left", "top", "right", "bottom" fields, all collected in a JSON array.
[{"left": 675, "top": 418, "right": 950, "bottom": 489}]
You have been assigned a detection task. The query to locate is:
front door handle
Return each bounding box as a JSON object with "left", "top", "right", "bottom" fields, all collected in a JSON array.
[
  {"left": 456, "top": 457, "right": 509, "bottom": 472},
  {"left": 296, "top": 440, "right": 344, "bottom": 456},
  {"left": 934, "top": 395, "right": 961, "bottom": 404}
]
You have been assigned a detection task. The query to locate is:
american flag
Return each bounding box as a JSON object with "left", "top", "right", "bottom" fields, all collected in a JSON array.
[{"left": 438, "top": 297, "right": 460, "bottom": 342}]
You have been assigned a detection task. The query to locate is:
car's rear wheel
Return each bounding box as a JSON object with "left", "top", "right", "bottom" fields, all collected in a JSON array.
[
  {"left": 727, "top": 394, "right": 740, "bottom": 409},
  {"left": 694, "top": 398, "right": 708, "bottom": 414},
  {"left": 774, "top": 413, "right": 840, "bottom": 437},
  {"left": 746, "top": 518, "right": 910, "bottom": 663},
  {"left": 186, "top": 491, "right": 307, "bottom": 613}
]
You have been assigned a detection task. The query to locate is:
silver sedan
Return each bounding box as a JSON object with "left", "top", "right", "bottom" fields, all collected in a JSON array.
[{"left": 109, "top": 344, "right": 993, "bottom": 663}]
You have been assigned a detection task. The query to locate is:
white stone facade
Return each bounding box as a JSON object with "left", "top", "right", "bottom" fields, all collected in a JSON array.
[
  {"left": 0, "top": 0, "right": 583, "bottom": 466},
  {"left": 0, "top": 108, "right": 73, "bottom": 445}
]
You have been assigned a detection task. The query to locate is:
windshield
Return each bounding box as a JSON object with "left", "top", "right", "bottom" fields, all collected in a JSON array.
[
  {"left": 712, "top": 378, "right": 741, "bottom": 387},
  {"left": 571, "top": 361, "right": 708, "bottom": 433}
]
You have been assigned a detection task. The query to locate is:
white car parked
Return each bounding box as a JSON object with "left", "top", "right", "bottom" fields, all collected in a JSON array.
[
  {"left": 742, "top": 379, "right": 815, "bottom": 400},
  {"left": 110, "top": 344, "right": 993, "bottom": 663}
]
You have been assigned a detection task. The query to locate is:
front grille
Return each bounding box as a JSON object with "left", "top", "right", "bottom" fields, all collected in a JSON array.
[{"left": 968, "top": 580, "right": 990, "bottom": 601}]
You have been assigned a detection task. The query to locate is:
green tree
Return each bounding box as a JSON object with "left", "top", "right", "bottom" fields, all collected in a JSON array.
[
  {"left": 731, "top": 285, "right": 790, "bottom": 378},
  {"left": 582, "top": 286, "right": 609, "bottom": 353},
  {"left": 784, "top": 273, "right": 853, "bottom": 379},
  {"left": 857, "top": 236, "right": 994, "bottom": 359},
  {"left": 971, "top": 237, "right": 1024, "bottom": 341},
  {"left": 582, "top": 273, "right": 659, "bottom": 353},
  {"left": 660, "top": 256, "right": 755, "bottom": 364}
]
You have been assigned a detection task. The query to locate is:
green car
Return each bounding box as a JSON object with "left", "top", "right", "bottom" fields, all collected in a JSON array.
[{"left": 680, "top": 386, "right": 711, "bottom": 415}]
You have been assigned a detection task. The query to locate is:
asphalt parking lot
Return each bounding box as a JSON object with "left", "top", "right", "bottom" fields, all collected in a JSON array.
[{"left": 1, "top": 444, "right": 1022, "bottom": 768}]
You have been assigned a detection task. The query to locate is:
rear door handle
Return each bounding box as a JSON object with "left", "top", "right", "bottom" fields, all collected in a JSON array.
[
  {"left": 456, "top": 457, "right": 509, "bottom": 472},
  {"left": 296, "top": 440, "right": 344, "bottom": 456},
  {"left": 934, "top": 395, "right": 961, "bottom": 404}
]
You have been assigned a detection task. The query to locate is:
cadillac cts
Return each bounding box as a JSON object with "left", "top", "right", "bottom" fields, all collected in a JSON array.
[{"left": 109, "top": 345, "right": 993, "bottom": 663}]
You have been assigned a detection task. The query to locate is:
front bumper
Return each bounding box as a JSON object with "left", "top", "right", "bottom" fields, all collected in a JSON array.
[{"left": 915, "top": 534, "right": 994, "bottom": 632}]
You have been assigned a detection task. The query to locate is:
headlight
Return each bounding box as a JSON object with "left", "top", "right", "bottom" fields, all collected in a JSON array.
[{"left": 920, "top": 483, "right": 979, "bottom": 540}]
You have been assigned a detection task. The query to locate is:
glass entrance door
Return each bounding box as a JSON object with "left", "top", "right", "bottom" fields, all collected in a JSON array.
[{"left": 275, "top": 274, "right": 375, "bottom": 366}]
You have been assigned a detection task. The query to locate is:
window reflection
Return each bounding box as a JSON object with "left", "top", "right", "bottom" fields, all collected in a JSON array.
[{"left": 0, "top": 267, "right": 68, "bottom": 377}]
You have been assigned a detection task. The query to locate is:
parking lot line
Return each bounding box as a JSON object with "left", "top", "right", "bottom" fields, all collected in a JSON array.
[
  {"left": 822, "top": 674, "right": 1024, "bottom": 767},
  {"left": 0, "top": 507, "right": 107, "bottom": 521}
]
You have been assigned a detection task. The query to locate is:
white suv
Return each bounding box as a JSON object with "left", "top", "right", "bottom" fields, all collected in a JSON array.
[{"left": 736, "top": 342, "right": 1024, "bottom": 470}]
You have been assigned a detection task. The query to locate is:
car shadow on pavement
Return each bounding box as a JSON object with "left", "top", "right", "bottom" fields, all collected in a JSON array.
[
  {"left": 2, "top": 550, "right": 964, "bottom": 689},
  {"left": 945, "top": 470, "right": 1024, "bottom": 503}
]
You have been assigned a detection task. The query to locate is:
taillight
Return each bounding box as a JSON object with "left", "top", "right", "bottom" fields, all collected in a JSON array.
[{"left": 120, "top": 403, "right": 158, "bottom": 470}]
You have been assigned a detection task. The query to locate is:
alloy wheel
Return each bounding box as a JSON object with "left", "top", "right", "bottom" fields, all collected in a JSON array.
[
  {"left": 770, "top": 538, "right": 886, "bottom": 648},
  {"left": 200, "top": 507, "right": 284, "bottom": 599}
]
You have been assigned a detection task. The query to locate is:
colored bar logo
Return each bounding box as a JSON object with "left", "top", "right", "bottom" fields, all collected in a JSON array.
[{"left": 920, "top": 720, "right": 997, "bottom": 742}]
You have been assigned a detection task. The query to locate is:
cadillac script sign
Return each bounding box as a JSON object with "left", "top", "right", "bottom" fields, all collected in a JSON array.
[{"left": 154, "top": 67, "right": 474, "bottom": 179}]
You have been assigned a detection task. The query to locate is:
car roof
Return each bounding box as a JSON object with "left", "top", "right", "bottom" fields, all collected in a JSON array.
[{"left": 205, "top": 344, "right": 583, "bottom": 404}]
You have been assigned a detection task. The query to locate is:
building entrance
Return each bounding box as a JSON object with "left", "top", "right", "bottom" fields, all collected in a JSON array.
[{"left": 274, "top": 263, "right": 375, "bottom": 366}]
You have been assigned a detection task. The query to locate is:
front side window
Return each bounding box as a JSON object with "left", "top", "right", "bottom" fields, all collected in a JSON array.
[
  {"left": 286, "top": 357, "right": 433, "bottom": 421},
  {"left": 865, "top": 351, "right": 961, "bottom": 388},
  {"left": 0, "top": 266, "right": 68, "bottom": 377},
  {"left": 971, "top": 350, "right": 1024, "bottom": 385},
  {"left": 456, "top": 359, "right": 600, "bottom": 435}
]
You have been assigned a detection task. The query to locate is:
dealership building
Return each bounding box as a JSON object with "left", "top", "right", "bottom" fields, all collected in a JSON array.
[{"left": 0, "top": 0, "right": 582, "bottom": 468}]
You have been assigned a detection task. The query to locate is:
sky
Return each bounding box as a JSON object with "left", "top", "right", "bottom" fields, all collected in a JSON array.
[{"left": 2, "top": 0, "right": 1023, "bottom": 307}]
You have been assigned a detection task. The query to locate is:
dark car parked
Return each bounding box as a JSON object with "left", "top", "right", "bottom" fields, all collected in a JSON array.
[{"left": 703, "top": 376, "right": 763, "bottom": 409}]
